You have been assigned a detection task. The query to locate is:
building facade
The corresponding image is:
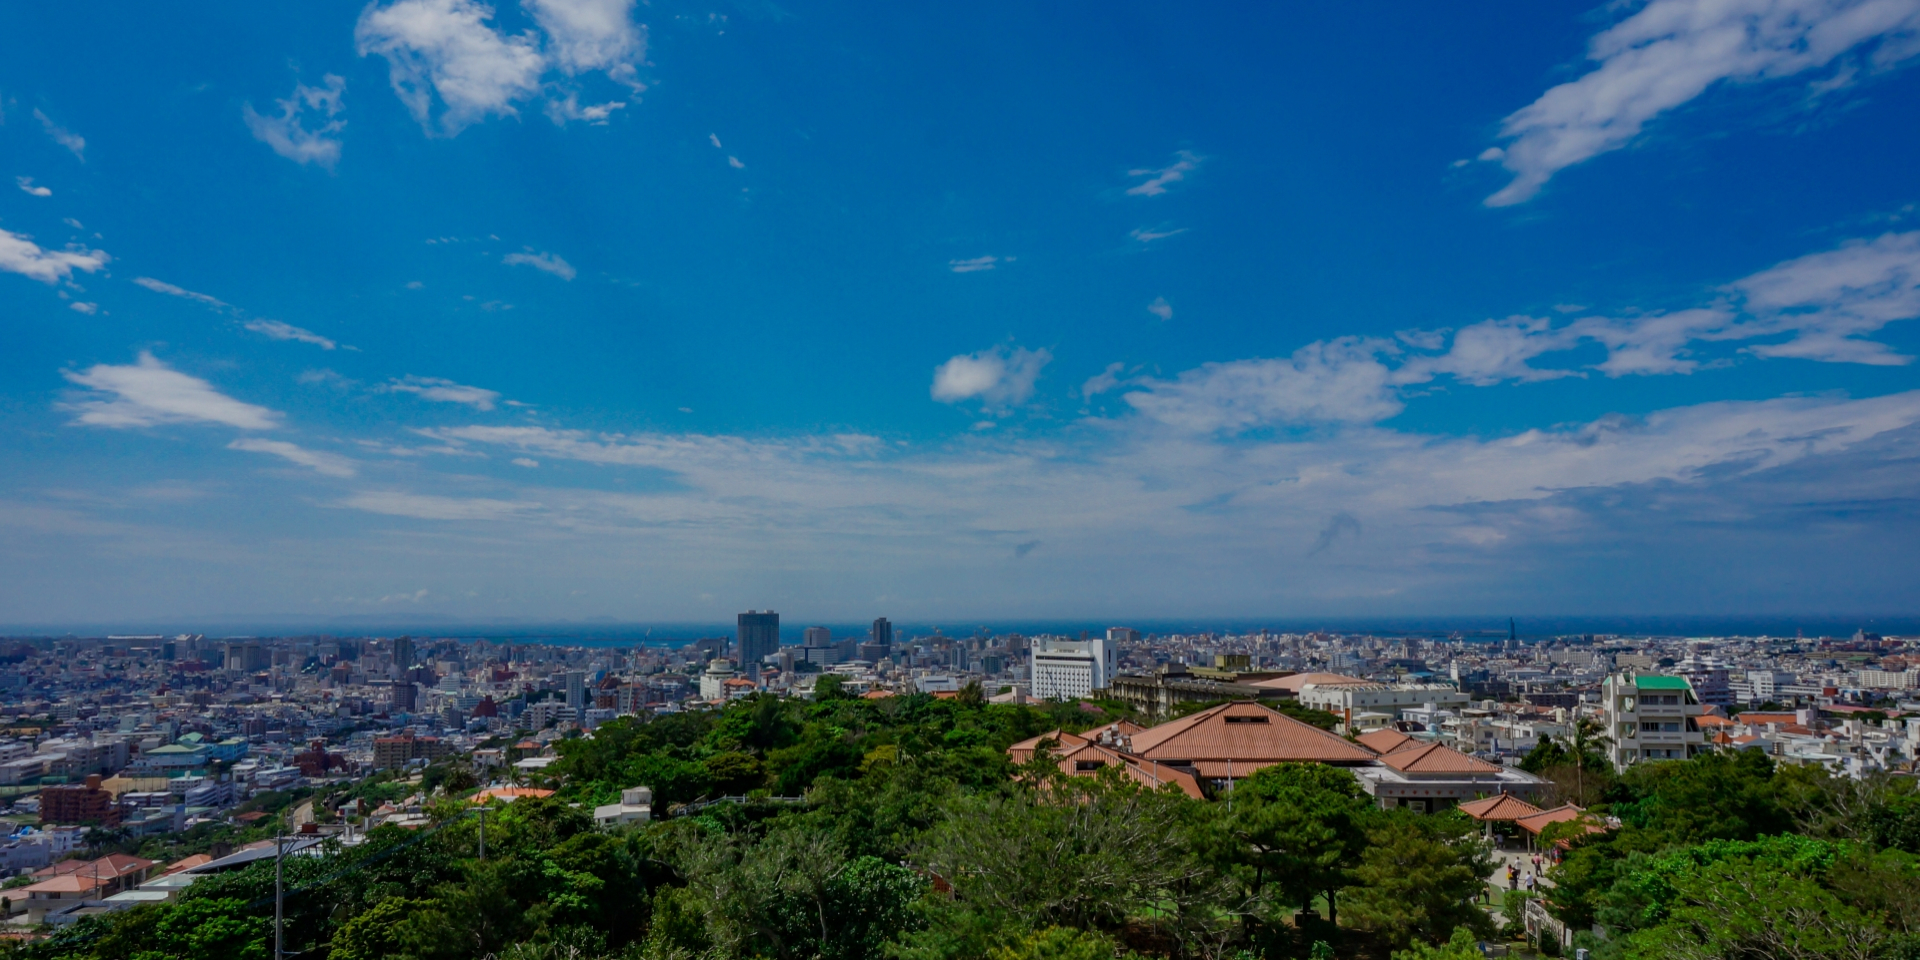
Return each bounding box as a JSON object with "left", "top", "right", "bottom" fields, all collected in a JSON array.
[
  {"left": 1603, "top": 673, "right": 1707, "bottom": 770},
  {"left": 1030, "top": 637, "right": 1115, "bottom": 701},
  {"left": 737, "top": 611, "right": 780, "bottom": 666}
]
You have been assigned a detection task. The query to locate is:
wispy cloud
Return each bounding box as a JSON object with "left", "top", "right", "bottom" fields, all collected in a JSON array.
[
  {"left": 33, "top": 109, "right": 85, "bottom": 160},
  {"left": 132, "top": 277, "right": 230, "bottom": 310},
  {"left": 544, "top": 93, "right": 625, "bottom": 125},
  {"left": 68, "top": 301, "right": 98, "bottom": 315},
  {"left": 1124, "top": 337, "right": 1403, "bottom": 431},
  {"left": 243, "top": 75, "right": 348, "bottom": 169},
  {"left": 931, "top": 344, "right": 1052, "bottom": 407},
  {"left": 1483, "top": 0, "right": 1920, "bottom": 206},
  {"left": 1147, "top": 297, "right": 1173, "bottom": 321},
  {"left": 245, "top": 319, "right": 339, "bottom": 350},
  {"left": 948, "top": 255, "right": 1002, "bottom": 273},
  {"left": 62, "top": 352, "right": 279, "bottom": 430},
  {"left": 1130, "top": 226, "right": 1188, "bottom": 244},
  {"left": 1126, "top": 150, "right": 1201, "bottom": 197},
  {"left": 0, "top": 228, "right": 108, "bottom": 284},
  {"left": 228, "top": 438, "right": 358, "bottom": 477},
  {"left": 15, "top": 177, "right": 50, "bottom": 197},
  {"left": 385, "top": 375, "right": 502, "bottom": 410},
  {"left": 502, "top": 249, "right": 577, "bottom": 279},
  {"left": 342, "top": 490, "right": 542, "bottom": 520}
]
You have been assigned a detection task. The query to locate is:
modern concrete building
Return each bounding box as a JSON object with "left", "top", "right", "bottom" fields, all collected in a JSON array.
[
  {"left": 1030, "top": 636, "right": 1115, "bottom": 701},
  {"left": 1603, "top": 673, "right": 1707, "bottom": 770},
  {"left": 737, "top": 611, "right": 780, "bottom": 666}
]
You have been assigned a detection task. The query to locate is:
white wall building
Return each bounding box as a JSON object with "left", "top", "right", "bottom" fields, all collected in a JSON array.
[
  {"left": 1030, "top": 637, "right": 1115, "bottom": 701},
  {"left": 1296, "top": 683, "right": 1470, "bottom": 730},
  {"left": 1603, "top": 672, "right": 1707, "bottom": 770}
]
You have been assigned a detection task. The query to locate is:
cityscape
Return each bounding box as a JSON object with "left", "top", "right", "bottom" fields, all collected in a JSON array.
[
  {"left": 7, "top": 0, "right": 1920, "bottom": 957},
  {"left": 4, "top": 614, "right": 1918, "bottom": 953}
]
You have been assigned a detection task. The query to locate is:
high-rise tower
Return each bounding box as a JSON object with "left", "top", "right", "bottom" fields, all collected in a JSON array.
[{"left": 738, "top": 610, "right": 780, "bottom": 666}]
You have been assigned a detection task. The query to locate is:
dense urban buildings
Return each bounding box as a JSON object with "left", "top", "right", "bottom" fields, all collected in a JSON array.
[{"left": 2, "top": 619, "right": 1917, "bottom": 927}]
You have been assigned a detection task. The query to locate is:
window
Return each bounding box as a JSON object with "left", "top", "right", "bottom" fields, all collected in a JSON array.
[
  {"left": 1074, "top": 760, "right": 1103, "bottom": 772},
  {"left": 1224, "top": 715, "right": 1270, "bottom": 724},
  {"left": 1640, "top": 722, "right": 1661, "bottom": 731}
]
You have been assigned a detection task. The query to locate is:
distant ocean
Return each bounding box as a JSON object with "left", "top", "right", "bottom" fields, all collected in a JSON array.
[{"left": 6, "top": 613, "right": 1915, "bottom": 644}]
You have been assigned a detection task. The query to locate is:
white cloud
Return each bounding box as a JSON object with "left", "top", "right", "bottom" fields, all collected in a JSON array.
[
  {"left": 1082, "top": 361, "right": 1127, "bottom": 398},
  {"left": 1485, "top": 0, "right": 1920, "bottom": 206},
  {"left": 1147, "top": 297, "right": 1173, "bottom": 320},
  {"left": 227, "top": 438, "right": 358, "bottom": 477},
  {"left": 1130, "top": 226, "right": 1188, "bottom": 243},
  {"left": 132, "top": 277, "right": 230, "bottom": 310},
  {"left": 62, "top": 352, "right": 279, "bottom": 430},
  {"left": 342, "top": 490, "right": 541, "bottom": 520},
  {"left": 355, "top": 0, "right": 548, "bottom": 135},
  {"left": 33, "top": 110, "right": 84, "bottom": 160},
  {"left": 1124, "top": 337, "right": 1403, "bottom": 431},
  {"left": 948, "top": 256, "right": 1000, "bottom": 273},
  {"left": 1125, "top": 150, "right": 1201, "bottom": 197},
  {"left": 385, "top": 375, "right": 503, "bottom": 409},
  {"left": 243, "top": 74, "right": 348, "bottom": 169},
  {"left": 1729, "top": 230, "right": 1920, "bottom": 365},
  {"left": 728, "top": 155, "right": 745, "bottom": 169},
  {"left": 1394, "top": 315, "right": 1582, "bottom": 386},
  {"left": 512, "top": 457, "right": 540, "bottom": 467},
  {"left": 68, "top": 301, "right": 97, "bottom": 315},
  {"left": 0, "top": 228, "right": 108, "bottom": 284},
  {"left": 524, "top": 0, "right": 645, "bottom": 80},
  {"left": 15, "top": 177, "right": 50, "bottom": 197},
  {"left": 931, "top": 345, "right": 1052, "bottom": 407},
  {"left": 245, "top": 319, "right": 339, "bottom": 350},
  {"left": 543, "top": 93, "right": 625, "bottom": 124},
  {"left": 709, "top": 133, "right": 723, "bottom": 148},
  {"left": 502, "top": 249, "right": 576, "bottom": 279}
]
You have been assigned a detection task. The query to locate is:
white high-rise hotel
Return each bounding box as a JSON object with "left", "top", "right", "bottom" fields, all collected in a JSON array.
[{"left": 1029, "top": 634, "right": 1119, "bottom": 700}]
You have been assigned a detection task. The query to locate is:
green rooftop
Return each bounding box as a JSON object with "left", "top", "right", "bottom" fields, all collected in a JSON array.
[{"left": 1634, "top": 676, "right": 1693, "bottom": 690}]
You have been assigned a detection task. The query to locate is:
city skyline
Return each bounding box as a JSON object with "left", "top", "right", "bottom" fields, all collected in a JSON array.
[{"left": 6, "top": 1, "right": 1920, "bottom": 624}]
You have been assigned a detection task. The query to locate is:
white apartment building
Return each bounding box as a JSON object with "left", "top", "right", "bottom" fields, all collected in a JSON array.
[
  {"left": 1296, "top": 683, "right": 1471, "bottom": 731},
  {"left": 1030, "top": 637, "right": 1115, "bottom": 701},
  {"left": 1603, "top": 673, "right": 1707, "bottom": 770}
]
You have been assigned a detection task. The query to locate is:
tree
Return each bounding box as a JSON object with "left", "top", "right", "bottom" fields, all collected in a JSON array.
[
  {"left": 1390, "top": 926, "right": 1485, "bottom": 960},
  {"left": 1208, "top": 763, "right": 1371, "bottom": 927},
  {"left": 1620, "top": 860, "right": 1885, "bottom": 960},
  {"left": 915, "top": 767, "right": 1228, "bottom": 948},
  {"left": 1342, "top": 814, "right": 1495, "bottom": 950}
]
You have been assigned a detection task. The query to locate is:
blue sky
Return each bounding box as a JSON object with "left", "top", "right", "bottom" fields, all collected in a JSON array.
[{"left": 5, "top": 0, "right": 1920, "bottom": 628}]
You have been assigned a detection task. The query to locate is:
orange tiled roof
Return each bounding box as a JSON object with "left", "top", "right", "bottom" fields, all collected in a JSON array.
[
  {"left": 1377, "top": 741, "right": 1504, "bottom": 775},
  {"left": 861, "top": 690, "right": 896, "bottom": 699},
  {"left": 23, "top": 874, "right": 106, "bottom": 895},
  {"left": 160, "top": 854, "right": 213, "bottom": 876},
  {"left": 1457, "top": 792, "right": 1543, "bottom": 821},
  {"left": 1128, "top": 701, "right": 1376, "bottom": 768},
  {"left": 1515, "top": 804, "right": 1601, "bottom": 837},
  {"left": 1007, "top": 729, "right": 1091, "bottom": 765},
  {"left": 1355, "top": 728, "right": 1419, "bottom": 755},
  {"left": 1695, "top": 714, "right": 1737, "bottom": 727}
]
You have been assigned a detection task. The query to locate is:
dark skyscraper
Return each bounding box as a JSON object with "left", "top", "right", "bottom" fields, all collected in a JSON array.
[
  {"left": 738, "top": 611, "right": 780, "bottom": 666},
  {"left": 871, "top": 617, "right": 893, "bottom": 648}
]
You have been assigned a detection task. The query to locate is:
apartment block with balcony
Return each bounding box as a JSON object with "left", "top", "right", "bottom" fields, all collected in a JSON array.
[{"left": 1603, "top": 673, "right": 1707, "bottom": 771}]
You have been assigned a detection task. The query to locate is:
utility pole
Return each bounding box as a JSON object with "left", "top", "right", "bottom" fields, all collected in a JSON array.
[{"left": 274, "top": 824, "right": 285, "bottom": 960}]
